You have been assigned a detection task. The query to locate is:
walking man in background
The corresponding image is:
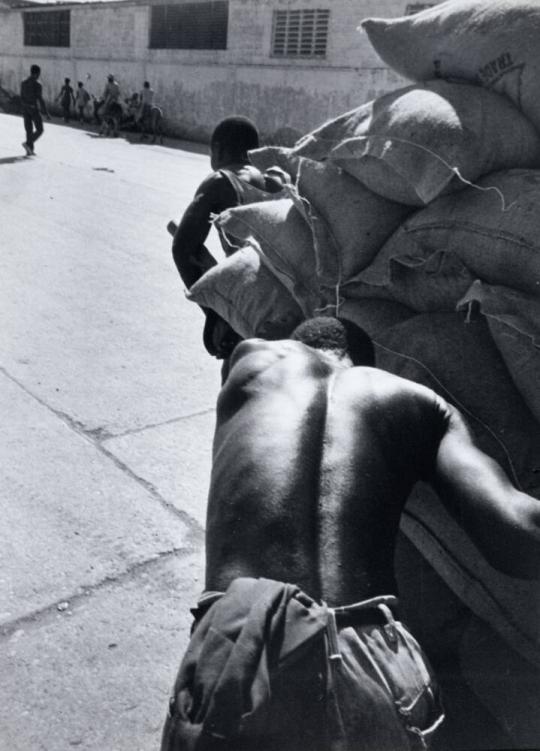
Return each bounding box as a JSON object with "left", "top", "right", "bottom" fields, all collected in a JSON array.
[
  {"left": 20, "top": 64, "right": 50, "bottom": 156},
  {"left": 162, "top": 317, "right": 540, "bottom": 751}
]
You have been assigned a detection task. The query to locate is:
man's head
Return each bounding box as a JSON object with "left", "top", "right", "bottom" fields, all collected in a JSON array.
[
  {"left": 78, "top": 81, "right": 83, "bottom": 88},
  {"left": 30, "top": 64, "right": 41, "bottom": 79},
  {"left": 210, "top": 116, "right": 259, "bottom": 169},
  {"left": 291, "top": 316, "right": 375, "bottom": 367},
  {"left": 107, "top": 74, "right": 114, "bottom": 82},
  {"left": 143, "top": 81, "right": 150, "bottom": 89},
  {"left": 64, "top": 77, "right": 70, "bottom": 84}
]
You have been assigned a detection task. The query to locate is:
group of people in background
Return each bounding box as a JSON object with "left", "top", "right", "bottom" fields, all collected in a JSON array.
[
  {"left": 56, "top": 73, "right": 154, "bottom": 127},
  {"left": 19, "top": 64, "right": 157, "bottom": 154}
]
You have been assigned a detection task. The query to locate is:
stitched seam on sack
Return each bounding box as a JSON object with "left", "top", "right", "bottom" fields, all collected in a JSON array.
[
  {"left": 332, "top": 135, "right": 454, "bottom": 202},
  {"left": 294, "top": 187, "right": 344, "bottom": 311},
  {"left": 484, "top": 313, "right": 540, "bottom": 347},
  {"left": 404, "top": 223, "right": 538, "bottom": 251},
  {"left": 297, "top": 161, "right": 344, "bottom": 286}
]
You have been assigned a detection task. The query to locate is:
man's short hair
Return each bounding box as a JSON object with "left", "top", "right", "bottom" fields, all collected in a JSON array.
[
  {"left": 291, "top": 316, "right": 375, "bottom": 366},
  {"left": 30, "top": 64, "right": 41, "bottom": 76},
  {"left": 211, "top": 116, "right": 259, "bottom": 158}
]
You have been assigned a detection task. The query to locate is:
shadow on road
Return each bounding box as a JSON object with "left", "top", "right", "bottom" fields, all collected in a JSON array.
[
  {"left": 0, "top": 155, "right": 29, "bottom": 165},
  {"left": 82, "top": 127, "right": 209, "bottom": 156}
]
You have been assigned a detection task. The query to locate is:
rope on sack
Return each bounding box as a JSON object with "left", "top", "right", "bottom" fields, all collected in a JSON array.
[
  {"left": 314, "top": 281, "right": 345, "bottom": 319},
  {"left": 317, "top": 135, "right": 517, "bottom": 213},
  {"left": 291, "top": 159, "right": 346, "bottom": 319},
  {"left": 373, "top": 340, "right": 522, "bottom": 489}
]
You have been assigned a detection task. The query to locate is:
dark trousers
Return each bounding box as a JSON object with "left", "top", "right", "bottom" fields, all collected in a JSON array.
[
  {"left": 23, "top": 109, "right": 43, "bottom": 148},
  {"left": 62, "top": 103, "right": 71, "bottom": 122}
]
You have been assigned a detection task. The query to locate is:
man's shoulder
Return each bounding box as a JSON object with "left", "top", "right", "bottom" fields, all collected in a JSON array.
[
  {"left": 230, "top": 338, "right": 295, "bottom": 365},
  {"left": 226, "top": 339, "right": 302, "bottom": 381},
  {"left": 341, "top": 366, "right": 450, "bottom": 412},
  {"left": 22, "top": 76, "right": 39, "bottom": 89},
  {"left": 194, "top": 170, "right": 238, "bottom": 206}
]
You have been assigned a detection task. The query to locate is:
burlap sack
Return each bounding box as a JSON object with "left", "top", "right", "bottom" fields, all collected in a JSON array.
[
  {"left": 187, "top": 245, "right": 303, "bottom": 340},
  {"left": 361, "top": 0, "right": 540, "bottom": 132},
  {"left": 338, "top": 298, "right": 414, "bottom": 339},
  {"left": 374, "top": 312, "right": 540, "bottom": 676},
  {"left": 359, "top": 169, "right": 540, "bottom": 297},
  {"left": 293, "top": 158, "right": 411, "bottom": 282},
  {"left": 345, "top": 245, "right": 475, "bottom": 312},
  {"left": 250, "top": 151, "right": 411, "bottom": 287},
  {"left": 328, "top": 82, "right": 540, "bottom": 205},
  {"left": 214, "top": 199, "right": 320, "bottom": 317},
  {"left": 457, "top": 281, "right": 540, "bottom": 424}
]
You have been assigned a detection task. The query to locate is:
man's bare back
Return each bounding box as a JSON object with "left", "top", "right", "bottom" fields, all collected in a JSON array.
[
  {"left": 206, "top": 337, "right": 454, "bottom": 604},
  {"left": 162, "top": 320, "right": 540, "bottom": 751}
]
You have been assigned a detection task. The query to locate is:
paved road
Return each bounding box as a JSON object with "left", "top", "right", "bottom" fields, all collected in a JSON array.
[{"left": 0, "top": 113, "right": 223, "bottom": 750}]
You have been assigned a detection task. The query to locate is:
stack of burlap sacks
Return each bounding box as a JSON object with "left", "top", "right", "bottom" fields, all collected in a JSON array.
[{"left": 188, "top": 2, "right": 540, "bottom": 744}]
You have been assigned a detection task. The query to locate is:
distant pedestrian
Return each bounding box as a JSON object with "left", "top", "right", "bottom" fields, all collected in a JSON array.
[
  {"left": 98, "top": 74, "right": 121, "bottom": 136},
  {"left": 20, "top": 64, "right": 50, "bottom": 156},
  {"left": 56, "top": 77, "right": 75, "bottom": 123},
  {"left": 102, "top": 74, "right": 121, "bottom": 115},
  {"left": 139, "top": 80, "right": 154, "bottom": 125},
  {"left": 74, "top": 81, "right": 91, "bottom": 123}
]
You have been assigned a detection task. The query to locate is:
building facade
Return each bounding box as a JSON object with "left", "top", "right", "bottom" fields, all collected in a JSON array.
[{"left": 0, "top": 0, "right": 440, "bottom": 142}]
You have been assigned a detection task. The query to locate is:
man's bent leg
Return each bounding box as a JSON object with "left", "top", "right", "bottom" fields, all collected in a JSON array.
[
  {"left": 23, "top": 111, "right": 33, "bottom": 146},
  {"left": 30, "top": 112, "right": 44, "bottom": 146}
]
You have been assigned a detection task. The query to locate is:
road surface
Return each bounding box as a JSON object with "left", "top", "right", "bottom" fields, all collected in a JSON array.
[{"left": 0, "top": 112, "right": 223, "bottom": 750}]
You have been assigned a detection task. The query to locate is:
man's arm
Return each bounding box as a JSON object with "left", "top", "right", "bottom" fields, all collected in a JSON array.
[
  {"left": 172, "top": 173, "right": 240, "bottom": 358},
  {"left": 38, "top": 84, "right": 50, "bottom": 118},
  {"left": 430, "top": 404, "right": 540, "bottom": 578},
  {"left": 172, "top": 173, "right": 236, "bottom": 289}
]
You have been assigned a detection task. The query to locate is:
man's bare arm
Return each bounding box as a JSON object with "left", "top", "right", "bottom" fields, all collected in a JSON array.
[
  {"left": 172, "top": 174, "right": 236, "bottom": 289},
  {"left": 39, "top": 89, "right": 50, "bottom": 118},
  {"left": 431, "top": 405, "right": 540, "bottom": 579}
]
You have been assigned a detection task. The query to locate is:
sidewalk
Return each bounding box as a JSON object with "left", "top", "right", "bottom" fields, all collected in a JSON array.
[{"left": 0, "top": 113, "right": 221, "bottom": 750}]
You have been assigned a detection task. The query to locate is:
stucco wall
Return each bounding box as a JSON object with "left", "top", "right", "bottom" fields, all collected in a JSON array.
[{"left": 0, "top": 0, "right": 437, "bottom": 142}]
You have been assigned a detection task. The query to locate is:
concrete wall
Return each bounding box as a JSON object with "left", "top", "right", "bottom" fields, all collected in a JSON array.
[{"left": 0, "top": 0, "right": 440, "bottom": 142}]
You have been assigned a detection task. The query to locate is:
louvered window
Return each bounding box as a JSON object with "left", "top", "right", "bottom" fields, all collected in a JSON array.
[
  {"left": 272, "top": 9, "right": 329, "bottom": 58},
  {"left": 24, "top": 10, "right": 70, "bottom": 47},
  {"left": 150, "top": 1, "right": 228, "bottom": 49}
]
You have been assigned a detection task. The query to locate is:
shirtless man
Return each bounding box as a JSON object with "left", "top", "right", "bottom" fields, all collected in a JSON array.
[
  {"left": 171, "top": 116, "right": 284, "bottom": 360},
  {"left": 162, "top": 317, "right": 540, "bottom": 751}
]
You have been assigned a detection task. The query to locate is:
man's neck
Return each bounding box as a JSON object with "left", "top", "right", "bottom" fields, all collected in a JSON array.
[{"left": 318, "top": 349, "right": 353, "bottom": 370}]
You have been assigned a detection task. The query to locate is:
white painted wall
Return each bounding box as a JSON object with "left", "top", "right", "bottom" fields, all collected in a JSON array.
[{"left": 0, "top": 0, "right": 439, "bottom": 142}]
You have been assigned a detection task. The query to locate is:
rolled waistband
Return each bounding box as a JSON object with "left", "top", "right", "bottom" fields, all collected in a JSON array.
[
  {"left": 332, "top": 595, "right": 399, "bottom": 629},
  {"left": 191, "top": 589, "right": 399, "bottom": 631}
]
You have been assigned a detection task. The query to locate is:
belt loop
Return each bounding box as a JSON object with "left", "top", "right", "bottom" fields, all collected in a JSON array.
[{"left": 325, "top": 606, "right": 342, "bottom": 663}]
